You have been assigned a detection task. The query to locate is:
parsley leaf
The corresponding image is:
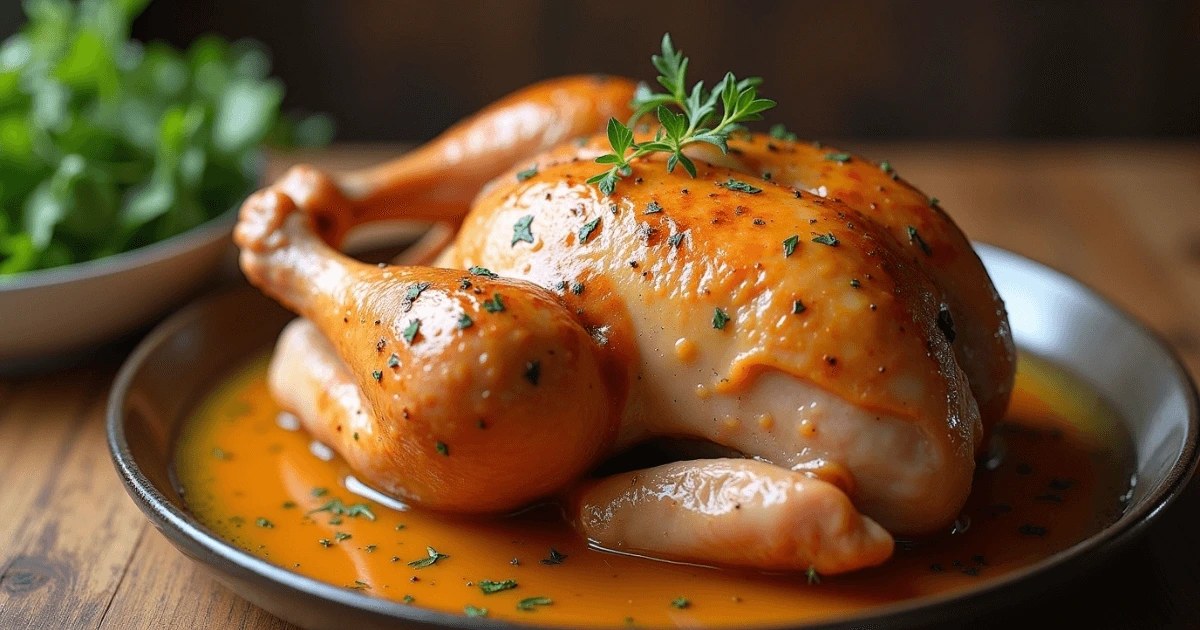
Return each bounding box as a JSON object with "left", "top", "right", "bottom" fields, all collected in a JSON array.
[
  {"left": 578, "top": 217, "right": 601, "bottom": 243},
  {"left": 483, "top": 293, "right": 505, "bottom": 313},
  {"left": 783, "top": 235, "right": 799, "bottom": 257},
  {"left": 479, "top": 580, "right": 518, "bottom": 594},
  {"left": 464, "top": 605, "right": 488, "bottom": 617},
  {"left": 712, "top": 308, "right": 731, "bottom": 330},
  {"left": 811, "top": 233, "right": 839, "bottom": 246},
  {"left": 469, "top": 266, "right": 498, "bottom": 278},
  {"left": 517, "top": 597, "right": 553, "bottom": 611},
  {"left": 718, "top": 178, "right": 762, "bottom": 194},
  {"left": 401, "top": 319, "right": 420, "bottom": 344},
  {"left": 516, "top": 165, "right": 538, "bottom": 182},
  {"left": 512, "top": 215, "right": 535, "bottom": 246}
]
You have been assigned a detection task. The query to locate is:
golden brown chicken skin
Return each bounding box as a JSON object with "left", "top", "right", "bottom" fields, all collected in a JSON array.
[{"left": 238, "top": 75, "right": 1012, "bottom": 575}]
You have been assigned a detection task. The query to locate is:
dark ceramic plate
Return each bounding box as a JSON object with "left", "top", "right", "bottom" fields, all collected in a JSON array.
[{"left": 107, "top": 244, "right": 1200, "bottom": 630}]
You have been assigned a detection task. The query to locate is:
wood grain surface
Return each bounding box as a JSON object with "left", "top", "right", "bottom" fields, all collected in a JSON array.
[{"left": 1, "top": 143, "right": 1198, "bottom": 629}]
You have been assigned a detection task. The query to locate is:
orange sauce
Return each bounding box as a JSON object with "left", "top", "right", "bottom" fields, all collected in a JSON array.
[{"left": 175, "top": 354, "right": 1133, "bottom": 627}]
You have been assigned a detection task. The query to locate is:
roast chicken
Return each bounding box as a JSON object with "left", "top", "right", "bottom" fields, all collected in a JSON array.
[{"left": 235, "top": 74, "right": 1014, "bottom": 575}]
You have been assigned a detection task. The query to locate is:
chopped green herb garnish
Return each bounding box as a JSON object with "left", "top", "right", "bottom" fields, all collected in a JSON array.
[
  {"left": 318, "top": 538, "right": 332, "bottom": 548},
  {"left": 586, "top": 35, "right": 776, "bottom": 194},
  {"left": 469, "top": 266, "right": 498, "bottom": 278},
  {"left": 371, "top": 370, "right": 383, "bottom": 382},
  {"left": 312, "top": 488, "right": 328, "bottom": 497},
  {"left": 282, "top": 501, "right": 297, "bottom": 509},
  {"left": 408, "top": 546, "right": 449, "bottom": 569},
  {"left": 850, "top": 278, "right": 861, "bottom": 288},
  {"left": 712, "top": 308, "right": 731, "bottom": 330},
  {"left": 667, "top": 232, "right": 685, "bottom": 248},
  {"left": 460, "top": 277, "right": 472, "bottom": 290},
  {"left": 479, "top": 579, "right": 518, "bottom": 594},
  {"left": 824, "top": 153, "right": 851, "bottom": 163},
  {"left": 807, "top": 566, "right": 821, "bottom": 584},
  {"left": 811, "top": 233, "right": 839, "bottom": 246},
  {"left": 525, "top": 361, "right": 541, "bottom": 385},
  {"left": 458, "top": 313, "right": 473, "bottom": 329},
  {"left": 579, "top": 217, "right": 601, "bottom": 243},
  {"left": 644, "top": 201, "right": 664, "bottom": 214},
  {"left": 540, "top": 548, "right": 567, "bottom": 566},
  {"left": 395, "top": 523, "right": 407, "bottom": 531},
  {"left": 517, "top": 597, "right": 553, "bottom": 611},
  {"left": 769, "top": 123, "right": 798, "bottom": 141},
  {"left": 365, "top": 545, "right": 376, "bottom": 553},
  {"left": 571, "top": 282, "right": 585, "bottom": 295},
  {"left": 880, "top": 160, "right": 893, "bottom": 174},
  {"left": 464, "top": 605, "right": 488, "bottom": 618},
  {"left": 907, "top": 225, "right": 932, "bottom": 256},
  {"left": 793, "top": 299, "right": 806, "bottom": 314},
  {"left": 930, "top": 197, "right": 939, "bottom": 207},
  {"left": 352, "top": 432, "right": 359, "bottom": 441},
  {"left": 483, "top": 293, "right": 505, "bottom": 313},
  {"left": 670, "top": 597, "right": 690, "bottom": 609},
  {"left": 516, "top": 165, "right": 538, "bottom": 182},
  {"left": 255, "top": 518, "right": 273, "bottom": 528},
  {"left": 436, "top": 441, "right": 449, "bottom": 456},
  {"left": 718, "top": 178, "right": 762, "bottom": 194},
  {"left": 387, "top": 354, "right": 400, "bottom": 368},
  {"left": 402, "top": 595, "right": 415, "bottom": 604},
  {"left": 783, "top": 235, "right": 799, "bottom": 257},
  {"left": 307, "top": 499, "right": 377, "bottom": 521},
  {"left": 402, "top": 281, "right": 431, "bottom": 312},
  {"left": 334, "top": 532, "right": 351, "bottom": 541},
  {"left": 512, "top": 214, "right": 535, "bottom": 245},
  {"left": 402, "top": 319, "right": 420, "bottom": 344}
]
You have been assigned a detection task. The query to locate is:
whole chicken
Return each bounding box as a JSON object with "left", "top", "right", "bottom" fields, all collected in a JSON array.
[{"left": 236, "top": 61, "right": 1013, "bottom": 576}]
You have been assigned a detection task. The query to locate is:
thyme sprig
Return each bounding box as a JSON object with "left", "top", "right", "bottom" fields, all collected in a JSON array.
[{"left": 586, "top": 34, "right": 777, "bottom": 195}]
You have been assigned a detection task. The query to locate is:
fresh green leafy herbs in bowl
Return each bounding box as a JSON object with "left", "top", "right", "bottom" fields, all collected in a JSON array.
[{"left": 0, "top": 0, "right": 332, "bottom": 370}]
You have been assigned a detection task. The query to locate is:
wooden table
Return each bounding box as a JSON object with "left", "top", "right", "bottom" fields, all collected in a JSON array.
[{"left": 2, "top": 144, "right": 1199, "bottom": 629}]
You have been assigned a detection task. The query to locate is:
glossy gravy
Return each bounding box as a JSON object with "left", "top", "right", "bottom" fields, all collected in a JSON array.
[{"left": 175, "top": 354, "right": 1133, "bottom": 627}]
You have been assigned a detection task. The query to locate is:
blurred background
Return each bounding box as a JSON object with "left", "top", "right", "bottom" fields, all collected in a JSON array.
[{"left": 5, "top": 0, "right": 1195, "bottom": 143}]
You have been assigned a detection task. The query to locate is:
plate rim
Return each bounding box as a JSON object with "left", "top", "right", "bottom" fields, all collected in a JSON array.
[{"left": 106, "top": 243, "right": 1200, "bottom": 630}]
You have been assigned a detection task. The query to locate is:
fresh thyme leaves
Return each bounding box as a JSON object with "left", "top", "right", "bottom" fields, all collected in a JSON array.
[
  {"left": 793, "top": 299, "right": 806, "bottom": 314},
  {"left": 408, "top": 546, "right": 449, "bottom": 568},
  {"left": 811, "top": 233, "right": 839, "bottom": 246},
  {"left": 824, "top": 153, "right": 851, "bottom": 163},
  {"left": 644, "top": 201, "right": 664, "bottom": 214},
  {"left": 483, "top": 293, "right": 506, "bottom": 313},
  {"left": 512, "top": 215, "right": 535, "bottom": 246},
  {"left": 540, "top": 548, "right": 568, "bottom": 565},
  {"left": 578, "top": 217, "right": 601, "bottom": 243},
  {"left": 436, "top": 441, "right": 449, "bottom": 457},
  {"left": 308, "top": 498, "right": 376, "bottom": 521},
  {"left": 807, "top": 566, "right": 822, "bottom": 585},
  {"left": 586, "top": 34, "right": 776, "bottom": 194},
  {"left": 783, "top": 234, "right": 799, "bottom": 257},
  {"left": 769, "top": 123, "right": 798, "bottom": 141},
  {"left": 458, "top": 313, "right": 473, "bottom": 329},
  {"left": 718, "top": 178, "right": 762, "bottom": 194},
  {"left": 517, "top": 597, "right": 553, "bottom": 611},
  {"left": 907, "top": 225, "right": 933, "bottom": 256},
  {"left": 464, "top": 605, "right": 488, "bottom": 617},
  {"left": 402, "top": 320, "right": 420, "bottom": 344},
  {"left": 516, "top": 165, "right": 538, "bottom": 182},
  {"left": 712, "top": 308, "right": 731, "bottom": 330},
  {"left": 479, "top": 580, "right": 518, "bottom": 594},
  {"left": 525, "top": 361, "right": 541, "bottom": 385},
  {"left": 469, "top": 266, "right": 498, "bottom": 278},
  {"left": 670, "top": 597, "right": 690, "bottom": 609},
  {"left": 255, "top": 518, "right": 273, "bottom": 528}
]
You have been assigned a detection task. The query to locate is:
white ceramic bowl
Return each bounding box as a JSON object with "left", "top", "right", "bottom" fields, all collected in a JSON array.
[{"left": 0, "top": 211, "right": 236, "bottom": 373}]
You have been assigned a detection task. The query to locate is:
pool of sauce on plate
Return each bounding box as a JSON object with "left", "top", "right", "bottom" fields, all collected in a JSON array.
[{"left": 175, "top": 354, "right": 1134, "bottom": 627}]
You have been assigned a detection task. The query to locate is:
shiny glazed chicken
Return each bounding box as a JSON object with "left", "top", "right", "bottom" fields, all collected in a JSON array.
[{"left": 236, "top": 69, "right": 1014, "bottom": 576}]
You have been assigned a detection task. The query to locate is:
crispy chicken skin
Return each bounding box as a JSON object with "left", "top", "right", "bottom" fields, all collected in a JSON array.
[{"left": 236, "top": 75, "right": 1012, "bottom": 574}]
